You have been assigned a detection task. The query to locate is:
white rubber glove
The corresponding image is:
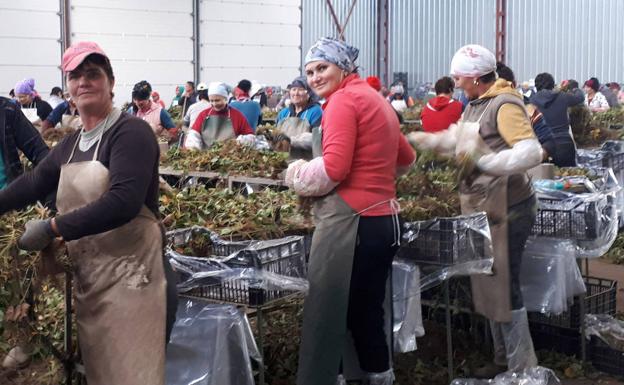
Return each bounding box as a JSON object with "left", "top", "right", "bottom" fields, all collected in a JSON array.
[
  {"left": 184, "top": 130, "right": 203, "bottom": 150},
  {"left": 285, "top": 159, "right": 307, "bottom": 188},
  {"left": 407, "top": 123, "right": 458, "bottom": 156},
  {"left": 236, "top": 134, "right": 257, "bottom": 147},
  {"left": 476, "top": 138, "right": 543, "bottom": 176},
  {"left": 292, "top": 157, "right": 339, "bottom": 197},
  {"left": 291, "top": 132, "right": 313, "bottom": 150},
  {"left": 253, "top": 135, "right": 271, "bottom": 150}
]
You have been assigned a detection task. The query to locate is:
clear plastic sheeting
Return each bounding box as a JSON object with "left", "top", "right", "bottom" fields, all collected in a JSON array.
[
  {"left": 166, "top": 234, "right": 309, "bottom": 305},
  {"left": 450, "top": 366, "right": 561, "bottom": 385},
  {"left": 398, "top": 212, "right": 494, "bottom": 291},
  {"left": 520, "top": 238, "right": 586, "bottom": 314},
  {"left": 165, "top": 299, "right": 261, "bottom": 385},
  {"left": 532, "top": 186, "right": 618, "bottom": 257},
  {"left": 585, "top": 314, "right": 624, "bottom": 352},
  {"left": 392, "top": 259, "right": 424, "bottom": 353},
  {"left": 169, "top": 250, "right": 309, "bottom": 294}
]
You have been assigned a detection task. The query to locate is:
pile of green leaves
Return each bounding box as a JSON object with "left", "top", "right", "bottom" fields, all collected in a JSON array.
[
  {"left": 591, "top": 106, "right": 624, "bottom": 131},
  {"left": 402, "top": 102, "right": 424, "bottom": 121},
  {"left": 603, "top": 232, "right": 624, "bottom": 265},
  {"left": 160, "top": 186, "right": 313, "bottom": 240},
  {"left": 0, "top": 206, "right": 68, "bottom": 367},
  {"left": 397, "top": 150, "right": 461, "bottom": 221},
  {"left": 167, "top": 105, "right": 183, "bottom": 121},
  {"left": 161, "top": 140, "right": 289, "bottom": 179}
]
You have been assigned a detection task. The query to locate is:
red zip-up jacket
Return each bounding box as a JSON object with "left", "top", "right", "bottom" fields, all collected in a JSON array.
[{"left": 420, "top": 95, "right": 462, "bottom": 132}]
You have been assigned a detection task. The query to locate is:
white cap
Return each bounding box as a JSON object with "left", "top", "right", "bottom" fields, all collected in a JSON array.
[
  {"left": 208, "top": 82, "right": 228, "bottom": 98},
  {"left": 197, "top": 82, "right": 208, "bottom": 91}
]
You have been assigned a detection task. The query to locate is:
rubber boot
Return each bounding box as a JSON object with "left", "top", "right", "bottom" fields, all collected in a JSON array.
[
  {"left": 473, "top": 321, "right": 507, "bottom": 378},
  {"left": 364, "top": 368, "right": 394, "bottom": 385},
  {"left": 500, "top": 307, "right": 537, "bottom": 371},
  {"left": 336, "top": 374, "right": 347, "bottom": 385}
]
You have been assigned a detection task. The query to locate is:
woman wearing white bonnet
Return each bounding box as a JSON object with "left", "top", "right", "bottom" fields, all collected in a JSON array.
[{"left": 409, "top": 44, "right": 543, "bottom": 377}]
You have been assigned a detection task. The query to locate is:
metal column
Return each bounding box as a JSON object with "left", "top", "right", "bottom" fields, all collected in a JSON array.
[
  {"left": 192, "top": 0, "right": 200, "bottom": 85},
  {"left": 59, "top": 0, "right": 71, "bottom": 88},
  {"left": 376, "top": 0, "right": 389, "bottom": 85},
  {"left": 496, "top": 0, "right": 507, "bottom": 63}
]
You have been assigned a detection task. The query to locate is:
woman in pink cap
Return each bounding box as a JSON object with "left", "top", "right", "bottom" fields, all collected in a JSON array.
[{"left": 0, "top": 41, "right": 176, "bottom": 385}]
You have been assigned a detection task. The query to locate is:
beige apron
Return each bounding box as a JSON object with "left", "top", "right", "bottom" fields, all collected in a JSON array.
[
  {"left": 456, "top": 109, "right": 512, "bottom": 323},
  {"left": 22, "top": 106, "right": 42, "bottom": 131},
  {"left": 278, "top": 115, "right": 312, "bottom": 160},
  {"left": 57, "top": 129, "right": 167, "bottom": 385},
  {"left": 200, "top": 110, "right": 235, "bottom": 148}
]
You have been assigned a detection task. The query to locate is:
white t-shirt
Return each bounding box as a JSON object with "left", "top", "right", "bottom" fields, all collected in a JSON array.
[
  {"left": 585, "top": 91, "right": 609, "bottom": 111},
  {"left": 184, "top": 99, "right": 211, "bottom": 127}
]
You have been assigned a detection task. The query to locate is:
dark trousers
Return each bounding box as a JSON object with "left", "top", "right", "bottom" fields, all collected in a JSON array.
[
  {"left": 507, "top": 195, "right": 538, "bottom": 310},
  {"left": 346, "top": 215, "right": 398, "bottom": 373},
  {"left": 163, "top": 256, "right": 178, "bottom": 344}
]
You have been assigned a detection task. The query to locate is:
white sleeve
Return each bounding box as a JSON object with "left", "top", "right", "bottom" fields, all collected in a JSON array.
[
  {"left": 406, "top": 123, "right": 458, "bottom": 156},
  {"left": 476, "top": 138, "right": 543, "bottom": 176},
  {"left": 291, "top": 132, "right": 313, "bottom": 150},
  {"left": 184, "top": 130, "right": 203, "bottom": 150}
]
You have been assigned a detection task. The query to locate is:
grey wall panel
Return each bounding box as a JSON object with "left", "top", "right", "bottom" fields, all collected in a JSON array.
[
  {"left": 70, "top": 0, "right": 194, "bottom": 106},
  {"left": 301, "top": 0, "right": 377, "bottom": 78},
  {"left": 0, "top": 1, "right": 61, "bottom": 99},
  {"left": 506, "top": 0, "right": 624, "bottom": 85},
  {"left": 389, "top": 0, "right": 497, "bottom": 89}
]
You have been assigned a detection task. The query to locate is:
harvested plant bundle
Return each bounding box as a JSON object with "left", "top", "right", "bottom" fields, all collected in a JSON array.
[
  {"left": 160, "top": 186, "right": 313, "bottom": 240},
  {"left": 161, "top": 140, "right": 289, "bottom": 178}
]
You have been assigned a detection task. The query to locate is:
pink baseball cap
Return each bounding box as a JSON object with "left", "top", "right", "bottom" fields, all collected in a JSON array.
[{"left": 61, "top": 41, "right": 108, "bottom": 72}]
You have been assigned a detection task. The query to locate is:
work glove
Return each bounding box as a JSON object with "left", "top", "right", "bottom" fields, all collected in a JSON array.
[
  {"left": 236, "top": 134, "right": 257, "bottom": 147},
  {"left": 291, "top": 157, "right": 339, "bottom": 197},
  {"left": 184, "top": 130, "right": 202, "bottom": 150},
  {"left": 285, "top": 159, "right": 307, "bottom": 188},
  {"left": 272, "top": 133, "right": 291, "bottom": 152},
  {"left": 18, "top": 219, "right": 57, "bottom": 251}
]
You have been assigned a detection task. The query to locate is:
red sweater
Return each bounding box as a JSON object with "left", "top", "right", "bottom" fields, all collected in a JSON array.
[
  {"left": 420, "top": 96, "right": 462, "bottom": 132},
  {"left": 322, "top": 74, "right": 416, "bottom": 216},
  {"left": 191, "top": 106, "right": 253, "bottom": 136}
]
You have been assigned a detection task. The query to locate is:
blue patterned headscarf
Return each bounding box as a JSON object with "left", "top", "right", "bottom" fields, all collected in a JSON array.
[{"left": 304, "top": 37, "right": 359, "bottom": 73}]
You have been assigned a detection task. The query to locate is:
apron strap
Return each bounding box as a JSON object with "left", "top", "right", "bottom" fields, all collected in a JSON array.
[
  {"left": 353, "top": 198, "right": 402, "bottom": 246},
  {"left": 66, "top": 114, "right": 110, "bottom": 164},
  {"left": 475, "top": 99, "right": 494, "bottom": 124}
]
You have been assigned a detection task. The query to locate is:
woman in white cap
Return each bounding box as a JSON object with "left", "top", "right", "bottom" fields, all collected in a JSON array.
[
  {"left": 286, "top": 37, "right": 415, "bottom": 385},
  {"left": 184, "top": 82, "right": 253, "bottom": 149},
  {"left": 0, "top": 41, "right": 177, "bottom": 385},
  {"left": 409, "top": 45, "right": 543, "bottom": 377}
]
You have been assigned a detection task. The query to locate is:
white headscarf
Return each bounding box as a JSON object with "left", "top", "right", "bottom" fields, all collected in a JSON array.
[
  {"left": 208, "top": 82, "right": 229, "bottom": 98},
  {"left": 450, "top": 44, "right": 497, "bottom": 78}
]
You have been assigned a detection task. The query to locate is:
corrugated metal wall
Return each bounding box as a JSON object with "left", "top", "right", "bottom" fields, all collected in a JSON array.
[
  {"left": 70, "top": 0, "right": 194, "bottom": 106},
  {"left": 0, "top": 1, "right": 61, "bottom": 99},
  {"left": 199, "top": 0, "right": 300, "bottom": 89},
  {"left": 389, "top": 0, "right": 497, "bottom": 87},
  {"left": 506, "top": 0, "right": 624, "bottom": 85},
  {"left": 301, "top": 0, "right": 377, "bottom": 77}
]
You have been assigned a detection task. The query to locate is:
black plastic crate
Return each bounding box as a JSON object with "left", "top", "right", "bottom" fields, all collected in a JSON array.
[
  {"left": 172, "top": 236, "right": 306, "bottom": 306},
  {"left": 531, "top": 196, "right": 606, "bottom": 240},
  {"left": 577, "top": 149, "right": 609, "bottom": 169},
  {"left": 166, "top": 226, "right": 251, "bottom": 257},
  {"left": 528, "top": 276, "right": 617, "bottom": 330},
  {"left": 529, "top": 323, "right": 581, "bottom": 356},
  {"left": 601, "top": 141, "right": 624, "bottom": 172},
  {"left": 398, "top": 213, "right": 489, "bottom": 266},
  {"left": 589, "top": 336, "right": 624, "bottom": 376}
]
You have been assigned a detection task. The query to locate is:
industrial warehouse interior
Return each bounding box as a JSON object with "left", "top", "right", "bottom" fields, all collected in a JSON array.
[{"left": 1, "top": 1, "right": 624, "bottom": 385}]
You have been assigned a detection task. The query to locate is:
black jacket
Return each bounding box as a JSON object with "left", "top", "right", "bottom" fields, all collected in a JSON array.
[
  {"left": 529, "top": 88, "right": 584, "bottom": 132},
  {"left": 0, "top": 97, "right": 49, "bottom": 183}
]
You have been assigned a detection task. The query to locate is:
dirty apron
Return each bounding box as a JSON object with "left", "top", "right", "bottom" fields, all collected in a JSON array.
[
  {"left": 200, "top": 111, "right": 235, "bottom": 148},
  {"left": 297, "top": 129, "right": 395, "bottom": 385},
  {"left": 456, "top": 107, "right": 512, "bottom": 323},
  {"left": 278, "top": 115, "right": 312, "bottom": 160},
  {"left": 57, "top": 131, "right": 167, "bottom": 385}
]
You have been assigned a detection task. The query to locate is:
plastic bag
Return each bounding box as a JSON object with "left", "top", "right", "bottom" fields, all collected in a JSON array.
[
  {"left": 520, "top": 238, "right": 586, "bottom": 314},
  {"left": 166, "top": 299, "right": 261, "bottom": 385},
  {"left": 585, "top": 314, "right": 624, "bottom": 352},
  {"left": 392, "top": 259, "right": 424, "bottom": 353},
  {"left": 450, "top": 366, "right": 561, "bottom": 385},
  {"left": 399, "top": 212, "right": 494, "bottom": 291}
]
